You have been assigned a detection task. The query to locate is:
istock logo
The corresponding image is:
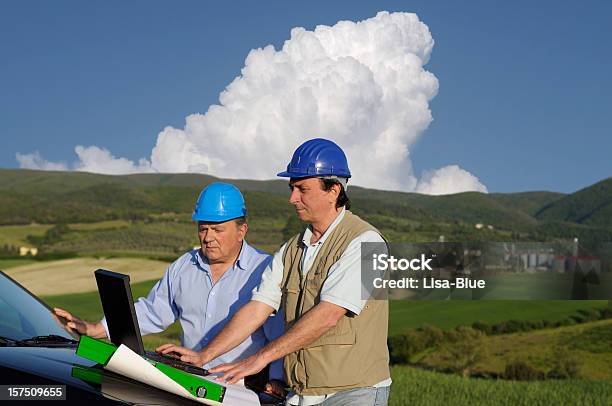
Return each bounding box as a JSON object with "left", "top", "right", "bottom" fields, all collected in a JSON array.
[{"left": 372, "top": 253, "right": 434, "bottom": 271}]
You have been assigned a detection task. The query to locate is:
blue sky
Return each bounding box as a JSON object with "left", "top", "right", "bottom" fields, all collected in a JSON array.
[{"left": 1, "top": 0, "right": 610, "bottom": 193}]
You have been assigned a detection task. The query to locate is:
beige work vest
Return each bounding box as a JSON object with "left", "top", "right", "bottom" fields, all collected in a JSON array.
[{"left": 280, "top": 210, "right": 390, "bottom": 395}]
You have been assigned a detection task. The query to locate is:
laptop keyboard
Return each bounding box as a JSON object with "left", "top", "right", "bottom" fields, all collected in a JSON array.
[{"left": 145, "top": 351, "right": 209, "bottom": 376}]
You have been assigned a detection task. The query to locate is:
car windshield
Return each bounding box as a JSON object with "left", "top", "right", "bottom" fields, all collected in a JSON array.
[{"left": 0, "top": 271, "right": 76, "bottom": 342}]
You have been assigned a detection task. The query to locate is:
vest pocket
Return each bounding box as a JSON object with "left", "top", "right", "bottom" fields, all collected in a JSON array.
[
  {"left": 302, "top": 342, "right": 359, "bottom": 388},
  {"left": 305, "top": 316, "right": 356, "bottom": 348},
  {"left": 282, "top": 287, "right": 299, "bottom": 323}
]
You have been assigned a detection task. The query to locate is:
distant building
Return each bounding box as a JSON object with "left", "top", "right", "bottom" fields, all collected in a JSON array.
[
  {"left": 19, "top": 247, "right": 38, "bottom": 256},
  {"left": 554, "top": 256, "right": 601, "bottom": 274}
]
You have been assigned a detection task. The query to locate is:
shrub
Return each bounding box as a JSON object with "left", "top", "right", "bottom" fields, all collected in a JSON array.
[
  {"left": 419, "top": 324, "right": 444, "bottom": 347},
  {"left": 503, "top": 361, "right": 545, "bottom": 381},
  {"left": 440, "top": 327, "right": 487, "bottom": 378},
  {"left": 601, "top": 307, "right": 612, "bottom": 319},
  {"left": 388, "top": 331, "right": 427, "bottom": 364},
  {"left": 547, "top": 347, "right": 581, "bottom": 379},
  {"left": 472, "top": 320, "right": 492, "bottom": 335},
  {"left": 576, "top": 308, "right": 601, "bottom": 322},
  {"left": 527, "top": 320, "right": 545, "bottom": 330}
]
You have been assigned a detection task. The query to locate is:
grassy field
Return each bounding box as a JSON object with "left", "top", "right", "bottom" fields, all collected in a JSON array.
[
  {"left": 0, "top": 218, "right": 285, "bottom": 258},
  {"left": 0, "top": 223, "right": 52, "bottom": 246},
  {"left": 0, "top": 258, "right": 37, "bottom": 269},
  {"left": 416, "top": 319, "right": 612, "bottom": 381},
  {"left": 39, "top": 278, "right": 608, "bottom": 344},
  {"left": 6, "top": 257, "right": 170, "bottom": 296},
  {"left": 388, "top": 300, "right": 607, "bottom": 335},
  {"left": 66, "top": 220, "right": 132, "bottom": 231},
  {"left": 388, "top": 365, "right": 612, "bottom": 405}
]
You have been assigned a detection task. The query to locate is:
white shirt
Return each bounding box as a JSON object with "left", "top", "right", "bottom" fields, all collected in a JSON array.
[{"left": 251, "top": 209, "right": 391, "bottom": 405}]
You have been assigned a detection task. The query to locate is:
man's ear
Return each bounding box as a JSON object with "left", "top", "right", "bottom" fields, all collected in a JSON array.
[
  {"left": 238, "top": 222, "right": 249, "bottom": 241},
  {"left": 328, "top": 183, "right": 341, "bottom": 203}
]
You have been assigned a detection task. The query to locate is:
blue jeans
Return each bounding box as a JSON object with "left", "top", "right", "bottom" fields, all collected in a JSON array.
[{"left": 310, "top": 386, "right": 390, "bottom": 406}]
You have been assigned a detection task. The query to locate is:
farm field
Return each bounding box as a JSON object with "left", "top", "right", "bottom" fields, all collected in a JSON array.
[
  {"left": 388, "top": 300, "right": 607, "bottom": 335},
  {"left": 67, "top": 220, "right": 131, "bottom": 231},
  {"left": 0, "top": 221, "right": 130, "bottom": 247},
  {"left": 6, "top": 257, "right": 170, "bottom": 296},
  {"left": 11, "top": 256, "right": 606, "bottom": 330},
  {"left": 0, "top": 258, "right": 37, "bottom": 269},
  {"left": 388, "top": 365, "right": 612, "bottom": 405},
  {"left": 0, "top": 223, "right": 52, "bottom": 246},
  {"left": 38, "top": 278, "right": 607, "bottom": 342},
  {"left": 0, "top": 218, "right": 286, "bottom": 257},
  {"left": 417, "top": 318, "right": 612, "bottom": 381}
]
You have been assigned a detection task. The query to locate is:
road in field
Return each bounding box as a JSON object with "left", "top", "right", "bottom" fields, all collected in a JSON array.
[{"left": 5, "top": 257, "right": 170, "bottom": 296}]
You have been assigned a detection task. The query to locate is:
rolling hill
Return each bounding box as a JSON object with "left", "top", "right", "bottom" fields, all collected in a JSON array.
[
  {"left": 536, "top": 177, "right": 612, "bottom": 227},
  {"left": 1, "top": 169, "right": 611, "bottom": 252}
]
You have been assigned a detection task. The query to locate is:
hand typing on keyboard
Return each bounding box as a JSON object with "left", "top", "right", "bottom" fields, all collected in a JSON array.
[{"left": 145, "top": 351, "right": 210, "bottom": 376}]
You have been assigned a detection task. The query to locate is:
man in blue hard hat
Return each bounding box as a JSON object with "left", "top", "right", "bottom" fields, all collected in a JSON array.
[
  {"left": 159, "top": 139, "right": 391, "bottom": 405},
  {"left": 54, "top": 182, "right": 286, "bottom": 398}
]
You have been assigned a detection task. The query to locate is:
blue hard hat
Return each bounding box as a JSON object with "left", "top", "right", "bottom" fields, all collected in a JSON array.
[
  {"left": 192, "top": 182, "right": 247, "bottom": 222},
  {"left": 277, "top": 138, "right": 351, "bottom": 179}
]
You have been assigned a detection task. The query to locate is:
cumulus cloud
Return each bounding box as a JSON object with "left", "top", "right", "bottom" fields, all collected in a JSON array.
[
  {"left": 73, "top": 146, "right": 152, "bottom": 175},
  {"left": 150, "top": 11, "right": 439, "bottom": 191},
  {"left": 415, "top": 165, "right": 488, "bottom": 195},
  {"left": 16, "top": 151, "right": 68, "bottom": 171},
  {"left": 16, "top": 147, "right": 152, "bottom": 175},
  {"left": 16, "top": 11, "right": 487, "bottom": 195}
]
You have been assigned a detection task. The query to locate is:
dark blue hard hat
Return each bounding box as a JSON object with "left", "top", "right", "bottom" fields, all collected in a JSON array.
[
  {"left": 192, "top": 182, "right": 247, "bottom": 222},
  {"left": 277, "top": 138, "right": 351, "bottom": 179}
]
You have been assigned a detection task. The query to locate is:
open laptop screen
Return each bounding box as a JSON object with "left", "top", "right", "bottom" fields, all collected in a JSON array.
[{"left": 94, "top": 269, "right": 145, "bottom": 355}]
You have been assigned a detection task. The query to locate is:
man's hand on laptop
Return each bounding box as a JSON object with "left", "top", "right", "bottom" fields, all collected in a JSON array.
[
  {"left": 264, "top": 379, "right": 287, "bottom": 400},
  {"left": 155, "top": 343, "right": 208, "bottom": 367},
  {"left": 53, "top": 308, "right": 107, "bottom": 339}
]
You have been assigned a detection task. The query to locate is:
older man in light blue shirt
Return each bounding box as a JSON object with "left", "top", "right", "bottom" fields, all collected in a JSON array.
[
  {"left": 116, "top": 240, "right": 282, "bottom": 374},
  {"left": 54, "top": 182, "right": 284, "bottom": 388}
]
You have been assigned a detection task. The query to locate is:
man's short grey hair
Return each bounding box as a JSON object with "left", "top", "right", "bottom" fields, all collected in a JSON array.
[{"left": 320, "top": 176, "right": 348, "bottom": 190}]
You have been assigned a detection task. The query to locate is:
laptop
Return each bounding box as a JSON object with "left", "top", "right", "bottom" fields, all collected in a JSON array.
[{"left": 94, "top": 269, "right": 209, "bottom": 377}]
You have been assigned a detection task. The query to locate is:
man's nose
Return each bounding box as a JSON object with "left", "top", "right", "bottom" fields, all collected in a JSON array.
[
  {"left": 289, "top": 188, "right": 300, "bottom": 204},
  {"left": 203, "top": 230, "right": 215, "bottom": 242}
]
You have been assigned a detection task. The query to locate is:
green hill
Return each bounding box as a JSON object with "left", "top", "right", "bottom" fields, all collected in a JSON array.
[
  {"left": 0, "top": 168, "right": 557, "bottom": 230},
  {"left": 490, "top": 191, "right": 565, "bottom": 216},
  {"left": 536, "top": 177, "right": 612, "bottom": 227},
  {"left": 1, "top": 169, "right": 612, "bottom": 252}
]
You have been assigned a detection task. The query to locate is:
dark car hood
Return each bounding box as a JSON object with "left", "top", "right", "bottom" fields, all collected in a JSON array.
[{"left": 0, "top": 346, "right": 201, "bottom": 405}]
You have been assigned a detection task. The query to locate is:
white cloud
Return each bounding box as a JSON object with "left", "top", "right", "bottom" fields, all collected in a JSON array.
[
  {"left": 16, "top": 151, "right": 68, "bottom": 171},
  {"left": 415, "top": 165, "right": 488, "bottom": 195},
  {"left": 73, "top": 146, "right": 152, "bottom": 175},
  {"left": 150, "top": 11, "right": 439, "bottom": 191},
  {"left": 15, "top": 11, "right": 487, "bottom": 195}
]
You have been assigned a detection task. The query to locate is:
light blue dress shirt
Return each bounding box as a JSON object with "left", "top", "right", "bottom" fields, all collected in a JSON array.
[{"left": 101, "top": 240, "right": 284, "bottom": 379}]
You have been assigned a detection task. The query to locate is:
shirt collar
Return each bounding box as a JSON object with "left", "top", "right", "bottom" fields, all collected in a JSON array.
[
  {"left": 302, "top": 208, "right": 346, "bottom": 247},
  {"left": 195, "top": 240, "right": 250, "bottom": 271}
]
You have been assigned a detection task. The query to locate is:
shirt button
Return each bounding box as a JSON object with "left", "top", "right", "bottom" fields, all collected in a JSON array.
[
  {"left": 207, "top": 314, "right": 212, "bottom": 318},
  {"left": 211, "top": 292, "right": 215, "bottom": 296}
]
